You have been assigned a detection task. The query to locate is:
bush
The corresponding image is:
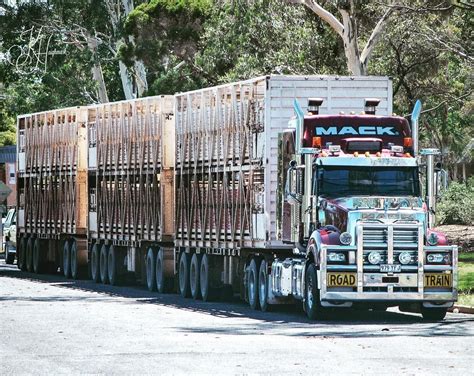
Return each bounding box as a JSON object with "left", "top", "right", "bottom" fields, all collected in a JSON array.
[{"left": 437, "top": 177, "right": 474, "bottom": 225}]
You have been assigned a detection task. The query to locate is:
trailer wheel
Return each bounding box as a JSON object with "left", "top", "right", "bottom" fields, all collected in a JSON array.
[
  {"left": 258, "top": 259, "right": 271, "bottom": 312},
  {"left": 190, "top": 253, "right": 202, "bottom": 300},
  {"left": 63, "top": 241, "right": 71, "bottom": 278},
  {"left": 146, "top": 247, "right": 156, "bottom": 292},
  {"left": 248, "top": 258, "right": 260, "bottom": 310},
  {"left": 178, "top": 251, "right": 191, "bottom": 298},
  {"left": 91, "top": 243, "right": 100, "bottom": 282},
  {"left": 155, "top": 248, "right": 166, "bottom": 293},
  {"left": 421, "top": 307, "right": 447, "bottom": 321},
  {"left": 32, "top": 238, "right": 44, "bottom": 274},
  {"left": 200, "top": 254, "right": 211, "bottom": 301},
  {"left": 305, "top": 263, "right": 327, "bottom": 320},
  {"left": 26, "top": 237, "right": 34, "bottom": 272},
  {"left": 18, "top": 237, "right": 27, "bottom": 271},
  {"left": 108, "top": 245, "right": 119, "bottom": 286},
  {"left": 99, "top": 244, "right": 109, "bottom": 284}
]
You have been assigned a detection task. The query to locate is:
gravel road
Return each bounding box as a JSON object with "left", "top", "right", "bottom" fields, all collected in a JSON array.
[{"left": 1, "top": 260, "right": 473, "bottom": 375}]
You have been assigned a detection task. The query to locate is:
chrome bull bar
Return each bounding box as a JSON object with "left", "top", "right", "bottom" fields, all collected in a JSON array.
[{"left": 319, "top": 222, "right": 458, "bottom": 302}]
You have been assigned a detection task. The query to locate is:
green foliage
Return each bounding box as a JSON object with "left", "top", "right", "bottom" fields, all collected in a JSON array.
[
  {"left": 438, "top": 178, "right": 474, "bottom": 225},
  {"left": 195, "top": 0, "right": 346, "bottom": 85}
]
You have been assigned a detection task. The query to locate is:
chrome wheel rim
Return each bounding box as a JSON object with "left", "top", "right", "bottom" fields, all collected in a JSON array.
[{"left": 307, "top": 277, "right": 314, "bottom": 310}]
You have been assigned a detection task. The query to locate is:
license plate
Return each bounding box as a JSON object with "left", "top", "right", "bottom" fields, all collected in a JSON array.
[
  {"left": 380, "top": 264, "right": 401, "bottom": 273},
  {"left": 425, "top": 273, "right": 452, "bottom": 287},
  {"left": 327, "top": 273, "right": 357, "bottom": 287}
]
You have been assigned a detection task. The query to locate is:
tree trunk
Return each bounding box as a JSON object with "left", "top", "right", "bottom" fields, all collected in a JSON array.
[
  {"left": 87, "top": 36, "right": 109, "bottom": 103},
  {"left": 339, "top": 9, "right": 365, "bottom": 75},
  {"left": 119, "top": 61, "right": 134, "bottom": 100}
]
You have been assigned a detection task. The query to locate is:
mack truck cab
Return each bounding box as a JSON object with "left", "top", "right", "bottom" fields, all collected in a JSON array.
[{"left": 272, "top": 98, "right": 457, "bottom": 321}]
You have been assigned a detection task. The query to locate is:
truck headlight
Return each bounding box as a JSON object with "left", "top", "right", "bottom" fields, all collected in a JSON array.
[
  {"left": 427, "top": 232, "right": 439, "bottom": 246},
  {"left": 339, "top": 232, "right": 352, "bottom": 245},
  {"left": 426, "top": 253, "right": 451, "bottom": 264},
  {"left": 327, "top": 252, "right": 346, "bottom": 263},
  {"left": 368, "top": 251, "right": 382, "bottom": 265},
  {"left": 398, "top": 251, "right": 412, "bottom": 265}
]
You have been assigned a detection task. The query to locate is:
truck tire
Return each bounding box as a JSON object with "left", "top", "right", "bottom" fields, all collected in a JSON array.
[
  {"left": 91, "top": 243, "right": 100, "bottom": 283},
  {"left": 258, "top": 259, "right": 270, "bottom": 312},
  {"left": 18, "top": 237, "right": 27, "bottom": 271},
  {"left": 63, "top": 241, "right": 71, "bottom": 278},
  {"left": 146, "top": 247, "right": 156, "bottom": 292},
  {"left": 248, "top": 258, "right": 259, "bottom": 310},
  {"left": 32, "top": 238, "right": 44, "bottom": 274},
  {"left": 155, "top": 248, "right": 166, "bottom": 293},
  {"left": 305, "top": 263, "right": 327, "bottom": 320},
  {"left": 70, "top": 240, "right": 81, "bottom": 280},
  {"left": 5, "top": 244, "right": 15, "bottom": 264},
  {"left": 26, "top": 237, "right": 34, "bottom": 272},
  {"left": 178, "top": 252, "right": 191, "bottom": 298},
  {"left": 108, "top": 245, "right": 119, "bottom": 286},
  {"left": 200, "top": 254, "right": 211, "bottom": 301},
  {"left": 190, "top": 253, "right": 201, "bottom": 300},
  {"left": 100, "top": 244, "right": 109, "bottom": 284},
  {"left": 421, "top": 307, "right": 447, "bottom": 321}
]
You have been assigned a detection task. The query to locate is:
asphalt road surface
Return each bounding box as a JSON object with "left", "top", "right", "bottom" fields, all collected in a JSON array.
[{"left": 1, "top": 260, "right": 473, "bottom": 375}]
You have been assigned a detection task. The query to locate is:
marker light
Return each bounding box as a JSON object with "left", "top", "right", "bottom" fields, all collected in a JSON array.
[
  {"left": 353, "top": 152, "right": 359, "bottom": 157},
  {"left": 365, "top": 151, "right": 370, "bottom": 157},
  {"left": 312, "top": 136, "right": 322, "bottom": 148},
  {"left": 404, "top": 137, "right": 413, "bottom": 147}
]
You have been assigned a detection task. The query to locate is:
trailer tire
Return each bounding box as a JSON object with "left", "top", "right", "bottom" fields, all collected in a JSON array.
[
  {"left": 5, "top": 244, "right": 15, "bottom": 264},
  {"left": 146, "top": 247, "right": 156, "bottom": 292},
  {"left": 155, "top": 248, "right": 166, "bottom": 293},
  {"left": 421, "top": 307, "right": 447, "bottom": 321},
  {"left": 91, "top": 243, "right": 100, "bottom": 283},
  {"left": 190, "top": 253, "right": 201, "bottom": 300},
  {"left": 248, "top": 258, "right": 260, "bottom": 310},
  {"left": 63, "top": 241, "right": 71, "bottom": 278},
  {"left": 70, "top": 240, "right": 82, "bottom": 280},
  {"left": 32, "top": 238, "right": 44, "bottom": 274},
  {"left": 100, "top": 244, "right": 109, "bottom": 284},
  {"left": 108, "top": 245, "right": 119, "bottom": 286},
  {"left": 305, "top": 263, "right": 327, "bottom": 320},
  {"left": 18, "top": 237, "right": 27, "bottom": 271},
  {"left": 200, "top": 254, "right": 211, "bottom": 301},
  {"left": 26, "top": 237, "right": 34, "bottom": 272},
  {"left": 178, "top": 251, "right": 191, "bottom": 298},
  {"left": 258, "top": 259, "right": 270, "bottom": 312}
]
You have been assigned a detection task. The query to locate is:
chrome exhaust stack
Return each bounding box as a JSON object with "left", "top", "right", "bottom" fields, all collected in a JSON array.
[{"left": 421, "top": 148, "right": 440, "bottom": 228}]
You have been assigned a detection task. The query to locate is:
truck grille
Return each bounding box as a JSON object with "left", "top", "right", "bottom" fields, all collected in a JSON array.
[{"left": 360, "top": 222, "right": 420, "bottom": 266}]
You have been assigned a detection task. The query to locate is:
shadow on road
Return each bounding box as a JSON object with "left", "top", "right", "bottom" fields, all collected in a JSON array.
[{"left": 1, "top": 262, "right": 473, "bottom": 339}]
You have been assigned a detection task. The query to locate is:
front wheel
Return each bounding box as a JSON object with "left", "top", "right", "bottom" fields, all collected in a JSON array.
[
  {"left": 421, "top": 307, "right": 448, "bottom": 321},
  {"left": 305, "top": 263, "right": 328, "bottom": 320}
]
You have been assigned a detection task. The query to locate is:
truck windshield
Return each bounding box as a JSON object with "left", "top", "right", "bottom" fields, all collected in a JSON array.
[{"left": 316, "top": 166, "right": 420, "bottom": 198}]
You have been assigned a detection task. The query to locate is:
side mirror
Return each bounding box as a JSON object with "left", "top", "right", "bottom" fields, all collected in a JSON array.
[{"left": 285, "top": 160, "right": 303, "bottom": 205}]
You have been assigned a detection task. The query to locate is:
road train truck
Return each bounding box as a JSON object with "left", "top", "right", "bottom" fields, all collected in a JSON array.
[{"left": 16, "top": 75, "right": 458, "bottom": 320}]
